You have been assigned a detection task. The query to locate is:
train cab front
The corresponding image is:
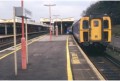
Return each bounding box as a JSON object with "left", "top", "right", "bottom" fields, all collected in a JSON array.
[
  {"left": 80, "top": 15, "right": 112, "bottom": 47},
  {"left": 89, "top": 15, "right": 111, "bottom": 43}
]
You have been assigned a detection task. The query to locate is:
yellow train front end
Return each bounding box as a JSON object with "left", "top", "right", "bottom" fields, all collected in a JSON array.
[{"left": 79, "top": 15, "right": 111, "bottom": 46}]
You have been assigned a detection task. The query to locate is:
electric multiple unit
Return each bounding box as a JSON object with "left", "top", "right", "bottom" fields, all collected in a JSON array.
[{"left": 72, "top": 15, "right": 111, "bottom": 47}]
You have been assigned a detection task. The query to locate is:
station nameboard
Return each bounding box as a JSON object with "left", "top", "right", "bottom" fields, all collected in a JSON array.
[{"left": 15, "top": 7, "right": 32, "bottom": 19}]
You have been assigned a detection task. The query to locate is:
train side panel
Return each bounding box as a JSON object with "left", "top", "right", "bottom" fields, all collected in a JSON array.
[{"left": 72, "top": 21, "right": 80, "bottom": 41}]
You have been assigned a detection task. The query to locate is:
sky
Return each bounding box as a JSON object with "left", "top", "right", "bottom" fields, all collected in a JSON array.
[{"left": 0, "top": 0, "right": 98, "bottom": 22}]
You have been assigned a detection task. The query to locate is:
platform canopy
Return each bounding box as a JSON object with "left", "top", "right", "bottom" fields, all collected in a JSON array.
[
  {"left": 40, "top": 17, "right": 74, "bottom": 34},
  {"left": 0, "top": 18, "right": 51, "bottom": 28},
  {"left": 40, "top": 17, "right": 74, "bottom": 23}
]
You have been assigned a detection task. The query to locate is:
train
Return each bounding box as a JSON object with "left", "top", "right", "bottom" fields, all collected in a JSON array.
[{"left": 72, "top": 14, "right": 112, "bottom": 49}]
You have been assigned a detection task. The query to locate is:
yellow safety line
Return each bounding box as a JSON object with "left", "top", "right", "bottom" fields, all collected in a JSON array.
[
  {"left": 66, "top": 37, "right": 73, "bottom": 80},
  {"left": 0, "top": 35, "right": 46, "bottom": 60},
  {"left": 0, "top": 51, "right": 15, "bottom": 60}
]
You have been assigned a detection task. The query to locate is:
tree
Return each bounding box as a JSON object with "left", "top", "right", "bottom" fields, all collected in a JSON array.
[{"left": 82, "top": 1, "right": 120, "bottom": 25}]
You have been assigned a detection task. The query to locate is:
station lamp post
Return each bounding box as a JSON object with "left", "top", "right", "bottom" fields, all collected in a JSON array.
[
  {"left": 13, "top": 0, "right": 31, "bottom": 75},
  {"left": 44, "top": 4, "right": 56, "bottom": 41},
  {"left": 21, "top": 0, "right": 27, "bottom": 70}
]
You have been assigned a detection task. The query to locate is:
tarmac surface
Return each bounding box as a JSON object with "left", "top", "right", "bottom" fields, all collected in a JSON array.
[
  {"left": 0, "top": 35, "right": 68, "bottom": 80},
  {"left": 0, "top": 35, "right": 105, "bottom": 80}
]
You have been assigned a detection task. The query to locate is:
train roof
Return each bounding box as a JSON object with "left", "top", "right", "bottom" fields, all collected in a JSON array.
[
  {"left": 72, "top": 20, "right": 80, "bottom": 26},
  {"left": 84, "top": 14, "right": 110, "bottom": 19},
  {"left": 72, "top": 14, "right": 110, "bottom": 26}
]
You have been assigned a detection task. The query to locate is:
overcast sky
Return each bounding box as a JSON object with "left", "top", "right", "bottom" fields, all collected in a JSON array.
[{"left": 0, "top": 0, "right": 98, "bottom": 22}]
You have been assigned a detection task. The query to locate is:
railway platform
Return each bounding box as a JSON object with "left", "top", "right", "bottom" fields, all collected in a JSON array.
[
  {"left": 0, "top": 35, "right": 13, "bottom": 38},
  {"left": 0, "top": 35, "right": 104, "bottom": 80}
]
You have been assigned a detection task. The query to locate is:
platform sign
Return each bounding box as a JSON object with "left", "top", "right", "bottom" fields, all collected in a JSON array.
[
  {"left": 13, "top": 7, "right": 32, "bottom": 75},
  {"left": 15, "top": 7, "right": 32, "bottom": 19}
]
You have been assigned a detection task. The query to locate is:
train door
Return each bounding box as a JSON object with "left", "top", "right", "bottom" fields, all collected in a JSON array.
[
  {"left": 90, "top": 19, "right": 102, "bottom": 41},
  {"left": 103, "top": 17, "right": 111, "bottom": 42}
]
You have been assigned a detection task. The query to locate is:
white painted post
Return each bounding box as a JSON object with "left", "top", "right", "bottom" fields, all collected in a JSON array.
[
  {"left": 61, "top": 19, "right": 62, "bottom": 35},
  {"left": 13, "top": 7, "right": 17, "bottom": 76},
  {"left": 56, "top": 25, "right": 58, "bottom": 36},
  {"left": 25, "top": 18, "right": 28, "bottom": 64},
  {"left": 5, "top": 24, "right": 7, "bottom": 35},
  {"left": 53, "top": 24, "right": 54, "bottom": 35}
]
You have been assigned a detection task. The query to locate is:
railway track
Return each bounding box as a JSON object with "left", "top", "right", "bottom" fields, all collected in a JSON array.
[
  {"left": 105, "top": 54, "right": 120, "bottom": 68},
  {"left": 0, "top": 32, "right": 46, "bottom": 51},
  {"left": 81, "top": 44, "right": 120, "bottom": 80}
]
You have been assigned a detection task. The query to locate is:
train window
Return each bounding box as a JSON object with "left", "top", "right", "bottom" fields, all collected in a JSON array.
[
  {"left": 83, "top": 20, "right": 89, "bottom": 29},
  {"left": 103, "top": 20, "right": 108, "bottom": 28},
  {"left": 94, "top": 21, "right": 99, "bottom": 27}
]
